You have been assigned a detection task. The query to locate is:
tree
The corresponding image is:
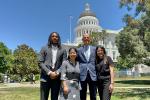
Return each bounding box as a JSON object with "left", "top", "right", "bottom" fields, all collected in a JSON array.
[
  {"left": 120, "top": 0, "right": 150, "bottom": 16},
  {"left": 144, "top": 31, "right": 150, "bottom": 52},
  {"left": 120, "top": 0, "right": 150, "bottom": 38},
  {"left": 90, "top": 30, "right": 109, "bottom": 45},
  {"left": 0, "top": 52, "right": 7, "bottom": 73},
  {"left": 122, "top": 14, "right": 141, "bottom": 28},
  {"left": 116, "top": 56, "right": 135, "bottom": 69},
  {"left": 120, "top": 0, "right": 150, "bottom": 44},
  {"left": 13, "top": 44, "right": 39, "bottom": 79},
  {"left": 116, "top": 0, "right": 150, "bottom": 69},
  {"left": 0, "top": 42, "right": 13, "bottom": 73},
  {"left": 116, "top": 27, "right": 148, "bottom": 64}
]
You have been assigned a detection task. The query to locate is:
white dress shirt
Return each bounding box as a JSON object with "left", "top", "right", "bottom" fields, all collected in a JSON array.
[
  {"left": 52, "top": 45, "right": 58, "bottom": 69},
  {"left": 84, "top": 45, "right": 90, "bottom": 61}
]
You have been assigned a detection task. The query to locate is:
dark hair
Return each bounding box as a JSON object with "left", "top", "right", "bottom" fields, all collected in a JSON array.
[
  {"left": 68, "top": 47, "right": 78, "bottom": 61},
  {"left": 48, "top": 32, "right": 61, "bottom": 48},
  {"left": 95, "top": 46, "right": 107, "bottom": 64}
]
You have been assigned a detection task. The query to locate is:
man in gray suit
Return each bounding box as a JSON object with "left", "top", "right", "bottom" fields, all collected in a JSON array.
[
  {"left": 78, "top": 33, "right": 97, "bottom": 100},
  {"left": 39, "top": 32, "right": 67, "bottom": 100}
]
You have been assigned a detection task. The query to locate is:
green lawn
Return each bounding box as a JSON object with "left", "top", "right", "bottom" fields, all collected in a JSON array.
[
  {"left": 0, "top": 87, "right": 149, "bottom": 100},
  {"left": 114, "top": 76, "right": 150, "bottom": 87},
  {"left": 0, "top": 77, "right": 150, "bottom": 100},
  {"left": 112, "top": 88, "right": 150, "bottom": 100},
  {"left": 0, "top": 87, "right": 39, "bottom": 100}
]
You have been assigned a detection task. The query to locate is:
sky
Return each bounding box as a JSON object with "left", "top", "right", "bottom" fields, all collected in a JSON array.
[{"left": 0, "top": 0, "right": 135, "bottom": 52}]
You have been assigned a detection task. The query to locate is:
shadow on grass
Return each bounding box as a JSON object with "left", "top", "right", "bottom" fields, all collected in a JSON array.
[
  {"left": 115, "top": 80, "right": 150, "bottom": 85},
  {"left": 114, "top": 88, "right": 150, "bottom": 99}
]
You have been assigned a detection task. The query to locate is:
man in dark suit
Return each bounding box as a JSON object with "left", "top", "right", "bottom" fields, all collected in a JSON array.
[
  {"left": 78, "top": 33, "right": 97, "bottom": 100},
  {"left": 39, "top": 32, "right": 67, "bottom": 100}
]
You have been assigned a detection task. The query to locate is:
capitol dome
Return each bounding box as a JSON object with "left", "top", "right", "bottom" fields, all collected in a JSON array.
[{"left": 75, "top": 3, "right": 102, "bottom": 43}]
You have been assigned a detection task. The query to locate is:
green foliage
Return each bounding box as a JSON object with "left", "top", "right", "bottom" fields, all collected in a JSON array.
[
  {"left": 0, "top": 42, "right": 13, "bottom": 73},
  {"left": 116, "top": 27, "right": 149, "bottom": 69},
  {"left": 77, "top": 43, "right": 84, "bottom": 47},
  {"left": 116, "top": 28, "right": 147, "bottom": 57},
  {"left": 144, "top": 31, "right": 150, "bottom": 52},
  {"left": 90, "top": 32, "right": 100, "bottom": 45},
  {"left": 0, "top": 73, "right": 4, "bottom": 82},
  {"left": 120, "top": 0, "right": 150, "bottom": 16},
  {"left": 117, "top": 0, "right": 150, "bottom": 69},
  {"left": 90, "top": 30, "right": 109, "bottom": 45},
  {"left": 122, "top": 14, "right": 141, "bottom": 28},
  {"left": 143, "top": 57, "right": 150, "bottom": 66},
  {"left": 116, "top": 56, "right": 135, "bottom": 69},
  {"left": 13, "top": 44, "right": 39, "bottom": 78},
  {"left": 10, "top": 74, "right": 21, "bottom": 82},
  {"left": 23, "top": 74, "right": 30, "bottom": 82},
  {"left": 0, "top": 56, "right": 7, "bottom": 73},
  {"left": 35, "top": 74, "right": 40, "bottom": 81}
]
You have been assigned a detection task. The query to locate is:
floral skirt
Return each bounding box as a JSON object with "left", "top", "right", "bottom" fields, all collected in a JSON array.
[{"left": 59, "top": 80, "right": 80, "bottom": 100}]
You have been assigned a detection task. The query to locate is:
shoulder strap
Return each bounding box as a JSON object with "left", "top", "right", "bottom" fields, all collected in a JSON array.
[{"left": 104, "top": 56, "right": 108, "bottom": 64}]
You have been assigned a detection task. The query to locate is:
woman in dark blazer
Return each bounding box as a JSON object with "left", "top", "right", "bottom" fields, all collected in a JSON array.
[{"left": 95, "top": 46, "right": 115, "bottom": 100}]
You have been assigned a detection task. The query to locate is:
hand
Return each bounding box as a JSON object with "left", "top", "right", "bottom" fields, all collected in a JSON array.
[
  {"left": 63, "top": 86, "right": 69, "bottom": 95},
  {"left": 50, "top": 72, "right": 58, "bottom": 79},
  {"left": 55, "top": 71, "right": 60, "bottom": 75},
  {"left": 109, "top": 83, "right": 114, "bottom": 93}
]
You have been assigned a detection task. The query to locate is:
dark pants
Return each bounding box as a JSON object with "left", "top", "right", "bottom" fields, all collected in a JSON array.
[
  {"left": 97, "top": 79, "right": 111, "bottom": 100},
  {"left": 40, "top": 79, "right": 61, "bottom": 100},
  {"left": 80, "top": 73, "right": 97, "bottom": 100}
]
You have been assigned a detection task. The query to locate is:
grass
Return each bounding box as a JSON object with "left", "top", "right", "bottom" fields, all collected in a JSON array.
[
  {"left": 0, "top": 83, "right": 6, "bottom": 87},
  {"left": 0, "top": 87, "right": 150, "bottom": 100},
  {"left": 114, "top": 76, "right": 150, "bottom": 87},
  {"left": 0, "top": 87, "right": 39, "bottom": 100},
  {"left": 115, "top": 80, "right": 150, "bottom": 87},
  {"left": 0, "top": 77, "right": 150, "bottom": 100},
  {"left": 112, "top": 88, "right": 150, "bottom": 100}
]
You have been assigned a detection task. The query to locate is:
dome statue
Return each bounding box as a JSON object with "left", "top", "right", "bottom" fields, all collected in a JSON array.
[{"left": 79, "top": 3, "right": 96, "bottom": 18}]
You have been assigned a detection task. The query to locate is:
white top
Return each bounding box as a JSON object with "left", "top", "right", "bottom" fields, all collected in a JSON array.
[{"left": 52, "top": 45, "right": 58, "bottom": 69}]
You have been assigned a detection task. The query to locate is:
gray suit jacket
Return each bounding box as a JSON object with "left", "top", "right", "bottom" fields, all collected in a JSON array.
[
  {"left": 78, "top": 45, "right": 97, "bottom": 81},
  {"left": 39, "top": 45, "right": 67, "bottom": 82}
]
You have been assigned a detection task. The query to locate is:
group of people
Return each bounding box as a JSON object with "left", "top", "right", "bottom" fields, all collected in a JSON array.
[{"left": 39, "top": 32, "right": 115, "bottom": 100}]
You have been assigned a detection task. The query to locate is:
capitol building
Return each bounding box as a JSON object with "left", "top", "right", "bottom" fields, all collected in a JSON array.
[{"left": 63, "top": 3, "right": 121, "bottom": 62}]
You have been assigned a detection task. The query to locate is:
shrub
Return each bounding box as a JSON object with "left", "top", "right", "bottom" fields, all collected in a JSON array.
[{"left": 35, "top": 74, "right": 40, "bottom": 81}]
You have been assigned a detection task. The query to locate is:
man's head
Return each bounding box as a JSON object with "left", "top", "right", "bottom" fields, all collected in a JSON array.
[
  {"left": 48, "top": 32, "right": 61, "bottom": 48},
  {"left": 82, "top": 33, "right": 91, "bottom": 45}
]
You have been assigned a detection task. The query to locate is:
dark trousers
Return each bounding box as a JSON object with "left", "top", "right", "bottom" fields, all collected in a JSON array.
[
  {"left": 97, "top": 79, "right": 111, "bottom": 100},
  {"left": 80, "top": 73, "right": 97, "bottom": 100},
  {"left": 40, "top": 79, "right": 61, "bottom": 100}
]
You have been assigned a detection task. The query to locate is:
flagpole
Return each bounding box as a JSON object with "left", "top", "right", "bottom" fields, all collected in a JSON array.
[{"left": 69, "top": 16, "right": 72, "bottom": 43}]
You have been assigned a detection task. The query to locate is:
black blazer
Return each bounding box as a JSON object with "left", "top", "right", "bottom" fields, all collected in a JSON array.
[{"left": 39, "top": 45, "right": 67, "bottom": 81}]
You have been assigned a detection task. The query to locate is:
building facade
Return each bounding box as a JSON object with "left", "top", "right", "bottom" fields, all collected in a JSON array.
[
  {"left": 63, "top": 3, "right": 120, "bottom": 62},
  {"left": 75, "top": 3, "right": 120, "bottom": 62}
]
